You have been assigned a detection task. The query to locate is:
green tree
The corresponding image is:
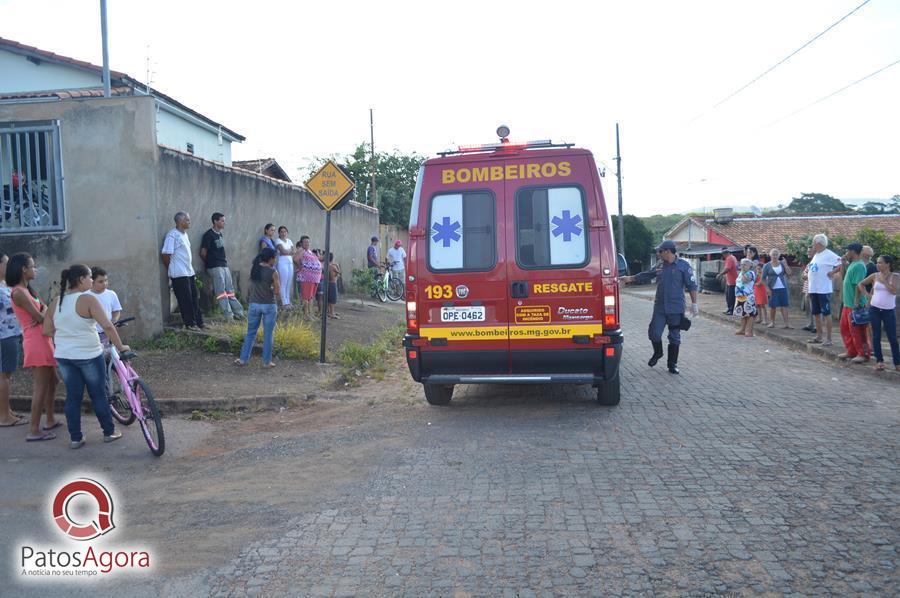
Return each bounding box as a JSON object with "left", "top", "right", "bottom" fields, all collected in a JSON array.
[
  {"left": 784, "top": 226, "right": 900, "bottom": 262},
  {"left": 611, "top": 215, "right": 655, "bottom": 268},
  {"left": 785, "top": 192, "right": 850, "bottom": 214},
  {"left": 857, "top": 195, "right": 900, "bottom": 214},
  {"left": 639, "top": 213, "right": 684, "bottom": 243},
  {"left": 302, "top": 144, "right": 424, "bottom": 226},
  {"left": 857, "top": 201, "right": 888, "bottom": 214}
]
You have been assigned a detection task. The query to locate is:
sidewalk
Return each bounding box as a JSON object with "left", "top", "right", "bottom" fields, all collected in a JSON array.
[
  {"left": 622, "top": 286, "right": 899, "bottom": 379},
  {"left": 9, "top": 298, "right": 406, "bottom": 415}
]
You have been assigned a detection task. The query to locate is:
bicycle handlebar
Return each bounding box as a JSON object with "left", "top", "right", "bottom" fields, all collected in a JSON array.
[
  {"left": 119, "top": 350, "right": 138, "bottom": 361},
  {"left": 114, "top": 317, "right": 136, "bottom": 327}
]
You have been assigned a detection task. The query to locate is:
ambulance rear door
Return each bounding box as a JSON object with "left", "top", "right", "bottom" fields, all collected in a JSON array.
[
  {"left": 503, "top": 153, "right": 604, "bottom": 374},
  {"left": 415, "top": 160, "right": 510, "bottom": 376}
]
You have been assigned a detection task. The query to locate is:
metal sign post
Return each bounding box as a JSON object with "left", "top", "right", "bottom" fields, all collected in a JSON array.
[{"left": 304, "top": 160, "right": 356, "bottom": 363}]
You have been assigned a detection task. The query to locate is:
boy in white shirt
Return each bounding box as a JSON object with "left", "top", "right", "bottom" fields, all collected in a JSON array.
[{"left": 90, "top": 267, "right": 122, "bottom": 343}]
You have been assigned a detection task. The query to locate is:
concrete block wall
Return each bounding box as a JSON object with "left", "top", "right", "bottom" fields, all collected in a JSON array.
[
  {"left": 0, "top": 96, "right": 165, "bottom": 338},
  {"left": 155, "top": 148, "right": 379, "bottom": 316}
]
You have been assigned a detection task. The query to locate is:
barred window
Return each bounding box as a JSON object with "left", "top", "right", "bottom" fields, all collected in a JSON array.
[{"left": 0, "top": 121, "right": 65, "bottom": 233}]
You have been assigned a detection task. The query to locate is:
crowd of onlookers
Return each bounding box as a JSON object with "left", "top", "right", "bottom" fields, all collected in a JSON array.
[
  {"left": 161, "top": 211, "right": 349, "bottom": 369},
  {"left": 0, "top": 252, "right": 131, "bottom": 446},
  {"left": 717, "top": 234, "right": 899, "bottom": 372},
  {"left": 163, "top": 211, "right": 405, "bottom": 369},
  {"left": 0, "top": 208, "right": 399, "bottom": 446}
]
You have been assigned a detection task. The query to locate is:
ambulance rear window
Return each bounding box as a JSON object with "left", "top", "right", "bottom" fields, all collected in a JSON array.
[
  {"left": 516, "top": 186, "right": 588, "bottom": 269},
  {"left": 427, "top": 191, "right": 496, "bottom": 272}
]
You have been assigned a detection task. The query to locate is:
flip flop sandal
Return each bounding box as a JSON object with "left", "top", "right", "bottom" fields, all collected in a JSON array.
[
  {"left": 26, "top": 431, "right": 57, "bottom": 442},
  {"left": 42, "top": 421, "right": 64, "bottom": 431},
  {"left": 0, "top": 417, "right": 29, "bottom": 427}
]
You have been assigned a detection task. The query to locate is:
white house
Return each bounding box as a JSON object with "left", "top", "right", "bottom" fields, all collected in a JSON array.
[{"left": 0, "top": 37, "right": 244, "bottom": 165}]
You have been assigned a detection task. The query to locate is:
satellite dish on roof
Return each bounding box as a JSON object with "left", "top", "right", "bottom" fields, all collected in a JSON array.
[{"left": 750, "top": 205, "right": 762, "bottom": 216}]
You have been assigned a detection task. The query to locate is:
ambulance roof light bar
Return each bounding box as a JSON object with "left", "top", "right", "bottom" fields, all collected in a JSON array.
[{"left": 438, "top": 139, "right": 574, "bottom": 157}]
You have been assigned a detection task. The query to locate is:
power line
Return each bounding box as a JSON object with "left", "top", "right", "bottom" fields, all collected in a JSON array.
[
  {"left": 691, "top": 0, "right": 873, "bottom": 122},
  {"left": 768, "top": 56, "right": 900, "bottom": 125}
]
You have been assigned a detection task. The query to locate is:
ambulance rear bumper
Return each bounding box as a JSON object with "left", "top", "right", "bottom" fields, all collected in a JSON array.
[
  {"left": 403, "top": 331, "right": 623, "bottom": 386},
  {"left": 425, "top": 374, "right": 597, "bottom": 385}
]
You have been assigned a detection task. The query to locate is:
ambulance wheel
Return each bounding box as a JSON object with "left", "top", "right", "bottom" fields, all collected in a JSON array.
[
  {"left": 596, "top": 372, "right": 621, "bottom": 406},
  {"left": 424, "top": 384, "right": 453, "bottom": 406}
]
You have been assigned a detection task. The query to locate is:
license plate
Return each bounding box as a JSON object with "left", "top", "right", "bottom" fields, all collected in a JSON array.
[{"left": 440, "top": 306, "right": 486, "bottom": 322}]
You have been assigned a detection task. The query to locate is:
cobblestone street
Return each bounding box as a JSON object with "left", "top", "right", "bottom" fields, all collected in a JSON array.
[
  {"left": 4, "top": 295, "right": 898, "bottom": 596},
  {"left": 204, "top": 296, "right": 898, "bottom": 596}
]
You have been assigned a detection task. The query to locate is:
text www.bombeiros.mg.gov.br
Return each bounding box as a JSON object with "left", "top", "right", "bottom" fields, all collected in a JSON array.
[{"left": 443, "top": 327, "right": 575, "bottom": 339}]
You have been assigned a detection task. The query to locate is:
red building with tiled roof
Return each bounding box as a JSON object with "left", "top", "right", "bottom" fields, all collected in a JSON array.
[{"left": 665, "top": 213, "right": 900, "bottom": 259}]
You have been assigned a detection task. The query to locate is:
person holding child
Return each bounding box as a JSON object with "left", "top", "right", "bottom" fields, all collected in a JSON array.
[{"left": 734, "top": 258, "right": 757, "bottom": 337}]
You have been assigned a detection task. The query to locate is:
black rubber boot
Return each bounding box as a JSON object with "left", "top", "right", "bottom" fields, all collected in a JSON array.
[
  {"left": 648, "top": 341, "right": 664, "bottom": 367},
  {"left": 667, "top": 344, "right": 680, "bottom": 374}
]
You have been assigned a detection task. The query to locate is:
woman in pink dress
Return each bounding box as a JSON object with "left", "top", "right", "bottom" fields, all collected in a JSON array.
[
  {"left": 6, "top": 253, "right": 59, "bottom": 442},
  {"left": 293, "top": 235, "right": 322, "bottom": 320}
]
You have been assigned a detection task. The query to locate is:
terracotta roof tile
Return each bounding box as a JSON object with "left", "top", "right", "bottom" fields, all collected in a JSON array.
[
  {"left": 0, "top": 37, "right": 245, "bottom": 141},
  {"left": 0, "top": 86, "right": 133, "bottom": 100},
  {"left": 703, "top": 214, "right": 900, "bottom": 251},
  {"left": 0, "top": 36, "right": 128, "bottom": 80},
  {"left": 232, "top": 158, "right": 291, "bottom": 182}
]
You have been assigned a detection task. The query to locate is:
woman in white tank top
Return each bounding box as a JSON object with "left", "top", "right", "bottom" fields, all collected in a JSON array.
[
  {"left": 857, "top": 255, "right": 899, "bottom": 371},
  {"left": 43, "top": 265, "right": 131, "bottom": 448}
]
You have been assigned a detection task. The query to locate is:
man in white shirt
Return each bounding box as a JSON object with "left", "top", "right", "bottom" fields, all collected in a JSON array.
[
  {"left": 806, "top": 233, "right": 842, "bottom": 346},
  {"left": 387, "top": 240, "right": 407, "bottom": 284},
  {"left": 89, "top": 266, "right": 121, "bottom": 340},
  {"left": 161, "top": 211, "right": 204, "bottom": 330}
]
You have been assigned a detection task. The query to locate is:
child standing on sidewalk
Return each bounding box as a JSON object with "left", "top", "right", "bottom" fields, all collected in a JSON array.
[
  {"left": 734, "top": 258, "right": 757, "bottom": 337},
  {"left": 753, "top": 262, "right": 769, "bottom": 326},
  {"left": 327, "top": 253, "right": 341, "bottom": 319}
]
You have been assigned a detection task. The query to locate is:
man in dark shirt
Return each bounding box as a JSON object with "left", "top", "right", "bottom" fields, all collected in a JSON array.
[
  {"left": 367, "top": 236, "right": 380, "bottom": 270},
  {"left": 622, "top": 240, "right": 699, "bottom": 374},
  {"left": 200, "top": 212, "right": 245, "bottom": 320}
]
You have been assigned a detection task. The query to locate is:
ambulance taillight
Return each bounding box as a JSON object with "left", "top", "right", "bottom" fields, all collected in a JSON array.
[
  {"left": 406, "top": 292, "right": 418, "bottom": 334},
  {"left": 603, "top": 284, "right": 619, "bottom": 329}
]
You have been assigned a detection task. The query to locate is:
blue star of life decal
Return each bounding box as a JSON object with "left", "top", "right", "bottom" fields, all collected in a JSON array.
[
  {"left": 551, "top": 210, "right": 583, "bottom": 242},
  {"left": 432, "top": 217, "right": 461, "bottom": 247}
]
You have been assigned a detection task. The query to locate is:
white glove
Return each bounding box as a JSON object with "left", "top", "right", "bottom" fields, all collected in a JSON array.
[{"left": 691, "top": 303, "right": 700, "bottom": 316}]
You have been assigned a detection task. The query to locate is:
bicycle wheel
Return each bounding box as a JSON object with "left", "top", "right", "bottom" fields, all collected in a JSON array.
[
  {"left": 133, "top": 379, "right": 165, "bottom": 456},
  {"left": 107, "top": 367, "right": 135, "bottom": 425},
  {"left": 376, "top": 277, "right": 388, "bottom": 303},
  {"left": 387, "top": 276, "right": 404, "bottom": 301}
]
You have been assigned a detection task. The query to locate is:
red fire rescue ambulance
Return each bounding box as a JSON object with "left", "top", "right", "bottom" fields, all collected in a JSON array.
[{"left": 402, "top": 127, "right": 623, "bottom": 406}]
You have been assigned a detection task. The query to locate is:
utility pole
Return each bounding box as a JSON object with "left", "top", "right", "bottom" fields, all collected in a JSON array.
[
  {"left": 100, "top": 0, "right": 111, "bottom": 97},
  {"left": 370, "top": 108, "right": 377, "bottom": 209},
  {"left": 615, "top": 123, "right": 624, "bottom": 258}
]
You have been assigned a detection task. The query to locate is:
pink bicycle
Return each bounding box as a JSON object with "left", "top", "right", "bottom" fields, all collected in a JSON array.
[{"left": 106, "top": 318, "right": 165, "bottom": 456}]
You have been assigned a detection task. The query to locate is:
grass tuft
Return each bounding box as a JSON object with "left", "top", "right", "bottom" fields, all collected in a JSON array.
[
  {"left": 222, "top": 311, "right": 319, "bottom": 360},
  {"left": 336, "top": 323, "right": 405, "bottom": 386}
]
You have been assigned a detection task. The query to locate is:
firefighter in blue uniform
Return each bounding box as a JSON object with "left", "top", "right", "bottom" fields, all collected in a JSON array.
[{"left": 622, "top": 240, "right": 699, "bottom": 374}]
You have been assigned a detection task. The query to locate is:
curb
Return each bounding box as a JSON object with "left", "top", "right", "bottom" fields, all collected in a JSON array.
[
  {"left": 10, "top": 393, "right": 312, "bottom": 416},
  {"left": 622, "top": 289, "right": 899, "bottom": 378}
]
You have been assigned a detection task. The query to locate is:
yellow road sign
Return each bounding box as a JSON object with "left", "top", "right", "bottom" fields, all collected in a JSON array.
[{"left": 304, "top": 160, "right": 356, "bottom": 211}]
